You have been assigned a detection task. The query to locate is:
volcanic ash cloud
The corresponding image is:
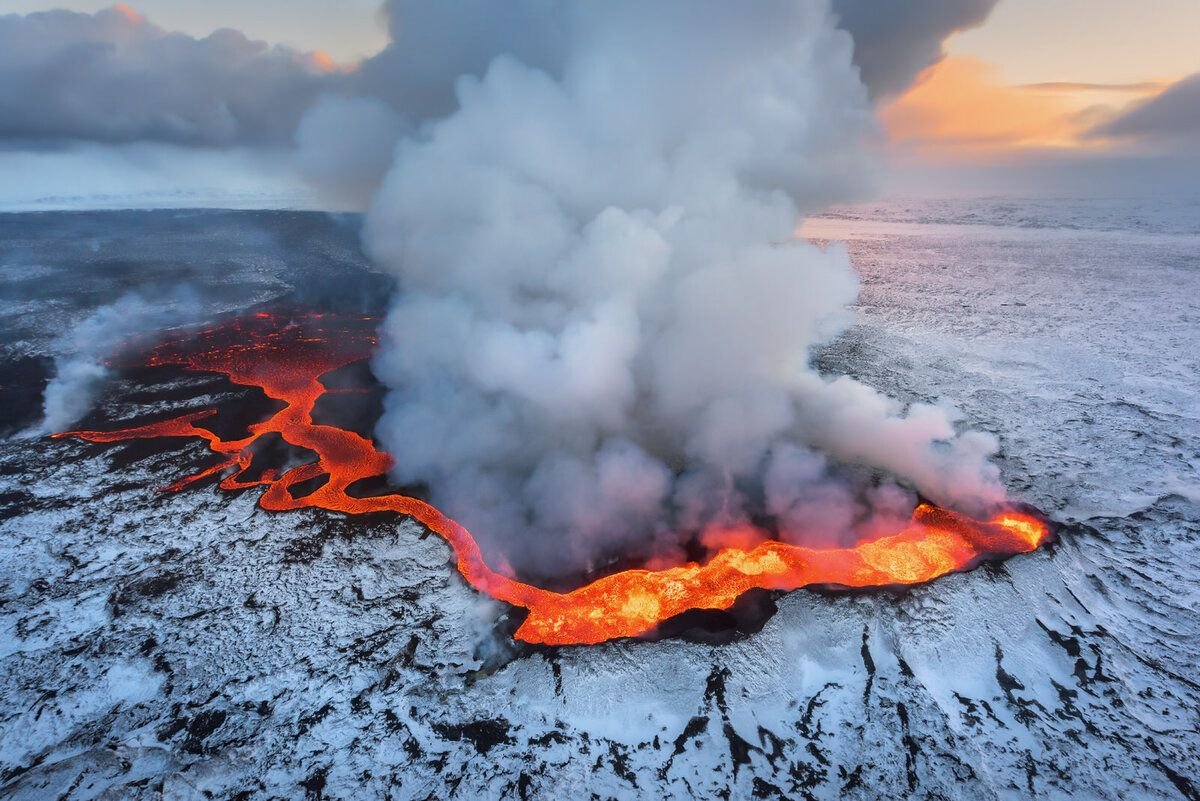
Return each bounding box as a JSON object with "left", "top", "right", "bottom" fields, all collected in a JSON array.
[{"left": 364, "top": 0, "right": 1007, "bottom": 577}]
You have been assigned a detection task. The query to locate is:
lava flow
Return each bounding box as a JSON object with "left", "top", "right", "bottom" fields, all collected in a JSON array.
[{"left": 56, "top": 312, "right": 1051, "bottom": 646}]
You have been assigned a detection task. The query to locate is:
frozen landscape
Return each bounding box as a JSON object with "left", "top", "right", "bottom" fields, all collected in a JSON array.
[{"left": 0, "top": 200, "right": 1197, "bottom": 799}]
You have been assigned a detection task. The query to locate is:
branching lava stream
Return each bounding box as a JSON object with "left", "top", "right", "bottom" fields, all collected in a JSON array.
[{"left": 56, "top": 312, "right": 1051, "bottom": 646}]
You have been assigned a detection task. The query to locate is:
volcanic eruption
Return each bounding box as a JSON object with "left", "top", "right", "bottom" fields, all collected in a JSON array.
[
  {"left": 57, "top": 311, "right": 1049, "bottom": 646},
  {"left": 47, "top": 1, "right": 1054, "bottom": 648}
]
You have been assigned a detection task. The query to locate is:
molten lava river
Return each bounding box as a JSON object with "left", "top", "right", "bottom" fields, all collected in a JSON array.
[{"left": 56, "top": 312, "right": 1051, "bottom": 646}]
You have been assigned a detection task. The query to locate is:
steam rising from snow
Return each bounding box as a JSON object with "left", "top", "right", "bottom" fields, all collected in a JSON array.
[
  {"left": 362, "top": 0, "right": 1007, "bottom": 577},
  {"left": 41, "top": 290, "right": 201, "bottom": 433}
]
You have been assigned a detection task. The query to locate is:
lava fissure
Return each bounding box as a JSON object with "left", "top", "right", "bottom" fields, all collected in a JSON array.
[{"left": 56, "top": 313, "right": 1051, "bottom": 646}]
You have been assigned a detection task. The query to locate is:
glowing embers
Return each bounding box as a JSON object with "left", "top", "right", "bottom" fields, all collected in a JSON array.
[{"left": 56, "top": 311, "right": 1051, "bottom": 646}]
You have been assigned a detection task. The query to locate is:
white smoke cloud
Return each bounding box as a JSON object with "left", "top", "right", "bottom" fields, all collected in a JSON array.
[
  {"left": 40, "top": 289, "right": 203, "bottom": 433},
  {"left": 361, "top": 0, "right": 1009, "bottom": 579},
  {"left": 294, "top": 95, "right": 407, "bottom": 210}
]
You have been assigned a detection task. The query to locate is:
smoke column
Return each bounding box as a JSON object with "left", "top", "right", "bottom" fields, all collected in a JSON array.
[
  {"left": 40, "top": 289, "right": 201, "bottom": 434},
  {"left": 362, "top": 0, "right": 1007, "bottom": 578}
]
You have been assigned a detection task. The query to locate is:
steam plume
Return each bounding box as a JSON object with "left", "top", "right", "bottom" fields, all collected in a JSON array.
[
  {"left": 360, "top": 0, "right": 1008, "bottom": 578},
  {"left": 294, "top": 95, "right": 406, "bottom": 210},
  {"left": 41, "top": 289, "right": 202, "bottom": 433}
]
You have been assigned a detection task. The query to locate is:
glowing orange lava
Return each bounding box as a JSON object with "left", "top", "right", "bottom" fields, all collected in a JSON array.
[{"left": 56, "top": 312, "right": 1051, "bottom": 646}]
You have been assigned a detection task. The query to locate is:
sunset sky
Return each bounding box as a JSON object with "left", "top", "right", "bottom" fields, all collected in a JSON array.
[
  {"left": 884, "top": 0, "right": 1200, "bottom": 159},
  {"left": 2, "top": 0, "right": 1198, "bottom": 201}
]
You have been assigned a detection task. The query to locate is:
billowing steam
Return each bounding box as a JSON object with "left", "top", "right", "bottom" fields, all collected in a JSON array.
[
  {"left": 294, "top": 95, "right": 406, "bottom": 210},
  {"left": 358, "top": 0, "right": 1007, "bottom": 578},
  {"left": 41, "top": 289, "right": 201, "bottom": 433}
]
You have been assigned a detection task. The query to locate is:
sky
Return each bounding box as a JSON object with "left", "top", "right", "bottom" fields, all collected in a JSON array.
[
  {"left": 871, "top": 0, "right": 1200, "bottom": 194},
  {"left": 0, "top": 0, "right": 1197, "bottom": 204},
  {"left": 949, "top": 0, "right": 1200, "bottom": 85}
]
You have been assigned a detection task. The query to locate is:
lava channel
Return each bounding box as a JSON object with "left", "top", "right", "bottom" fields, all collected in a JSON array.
[{"left": 55, "top": 311, "right": 1052, "bottom": 646}]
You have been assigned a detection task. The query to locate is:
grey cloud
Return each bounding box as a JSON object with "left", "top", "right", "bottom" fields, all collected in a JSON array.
[
  {"left": 353, "top": 0, "right": 568, "bottom": 121},
  {"left": 831, "top": 0, "right": 999, "bottom": 98},
  {"left": 1092, "top": 72, "right": 1200, "bottom": 146},
  {"left": 0, "top": 6, "right": 333, "bottom": 146}
]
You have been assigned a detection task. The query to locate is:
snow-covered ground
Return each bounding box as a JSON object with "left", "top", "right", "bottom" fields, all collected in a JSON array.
[{"left": 1, "top": 204, "right": 1198, "bottom": 799}]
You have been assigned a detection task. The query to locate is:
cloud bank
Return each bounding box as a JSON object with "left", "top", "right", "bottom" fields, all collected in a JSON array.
[
  {"left": 0, "top": 2, "right": 1010, "bottom": 208},
  {"left": 1093, "top": 72, "right": 1200, "bottom": 146},
  {"left": 0, "top": 5, "right": 332, "bottom": 147}
]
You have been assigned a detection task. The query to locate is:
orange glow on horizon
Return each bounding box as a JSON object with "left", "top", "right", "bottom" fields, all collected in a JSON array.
[
  {"left": 882, "top": 56, "right": 1086, "bottom": 159},
  {"left": 880, "top": 55, "right": 1175, "bottom": 162}
]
